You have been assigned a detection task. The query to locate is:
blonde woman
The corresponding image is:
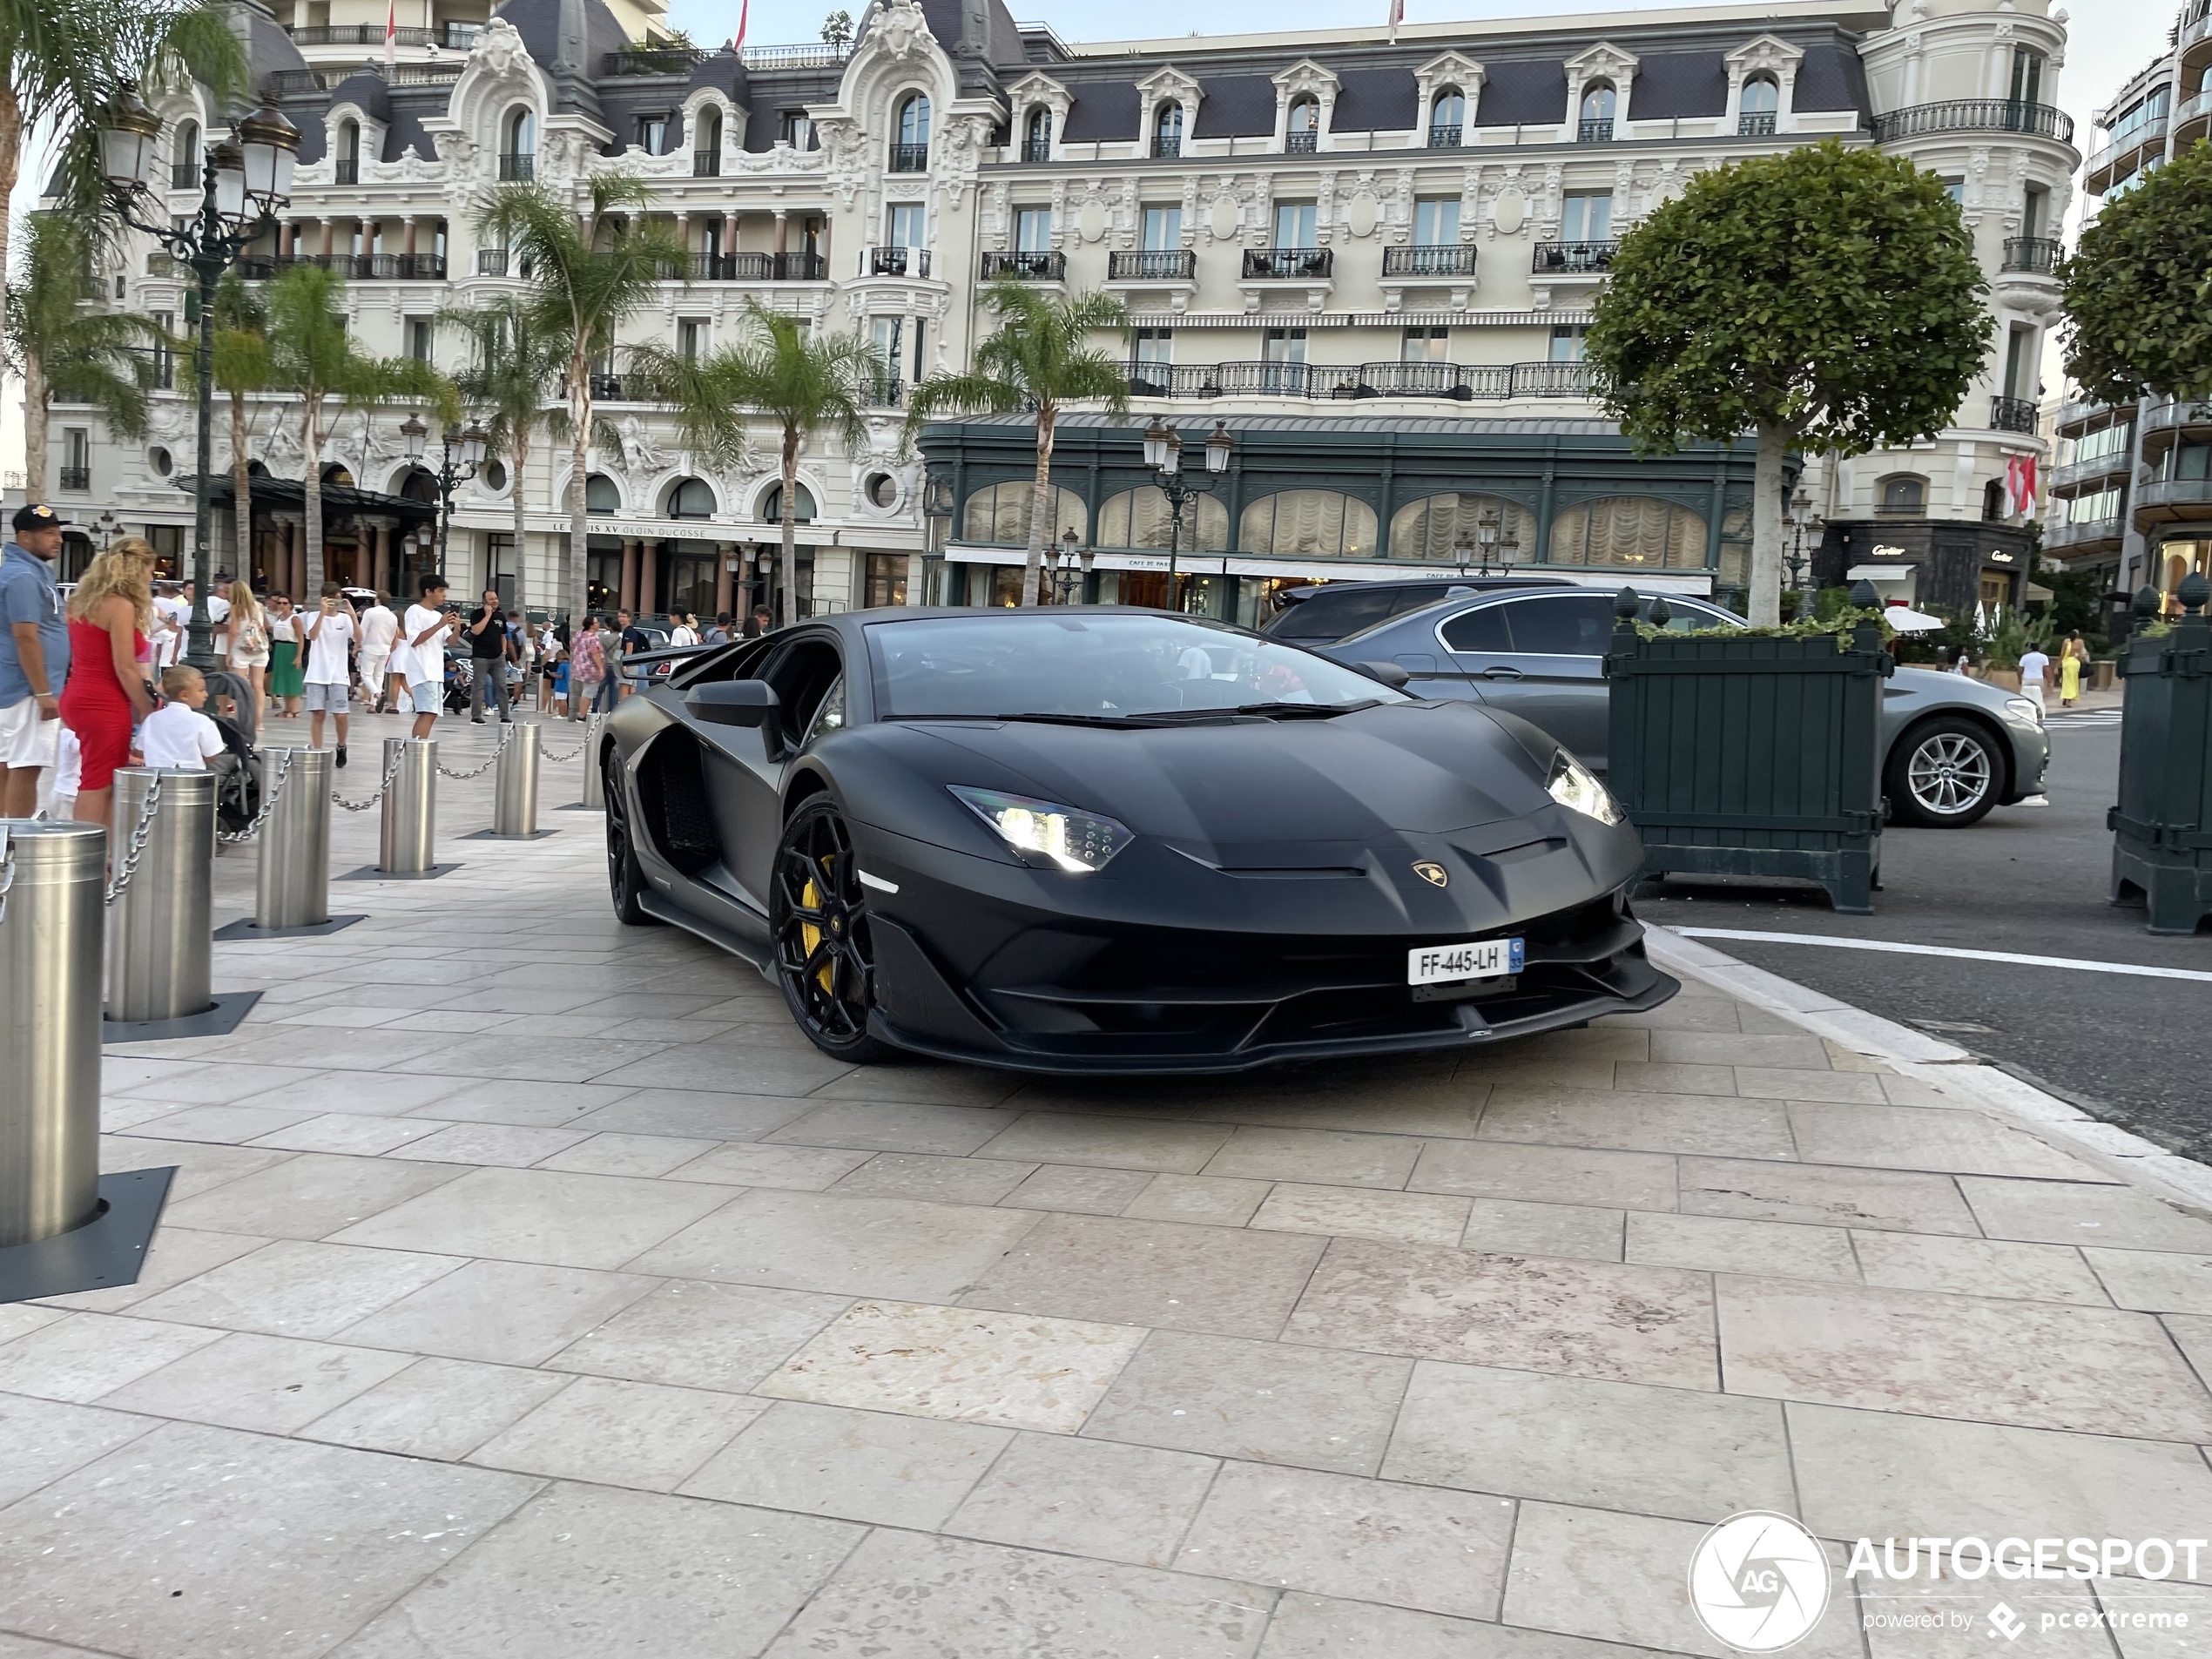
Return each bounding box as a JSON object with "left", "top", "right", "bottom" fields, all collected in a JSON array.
[
  {"left": 226, "top": 580, "right": 271, "bottom": 738},
  {"left": 60, "top": 540, "right": 158, "bottom": 833}
]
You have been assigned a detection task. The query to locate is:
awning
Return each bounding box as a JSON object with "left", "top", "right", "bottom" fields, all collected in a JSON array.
[
  {"left": 176, "top": 474, "right": 439, "bottom": 529},
  {"left": 1846, "top": 563, "right": 1916, "bottom": 581},
  {"left": 2026, "top": 581, "right": 2055, "bottom": 601}
]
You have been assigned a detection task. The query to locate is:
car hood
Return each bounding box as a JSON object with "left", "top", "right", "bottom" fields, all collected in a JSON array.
[
  {"left": 895, "top": 701, "right": 1551, "bottom": 849},
  {"left": 1889, "top": 665, "right": 2033, "bottom": 711}
]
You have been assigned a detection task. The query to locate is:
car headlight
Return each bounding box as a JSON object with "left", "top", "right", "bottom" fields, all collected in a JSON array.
[
  {"left": 1548, "top": 752, "right": 1624, "bottom": 826},
  {"left": 950, "top": 786, "right": 1134, "bottom": 873},
  {"left": 2005, "top": 696, "right": 2044, "bottom": 726}
]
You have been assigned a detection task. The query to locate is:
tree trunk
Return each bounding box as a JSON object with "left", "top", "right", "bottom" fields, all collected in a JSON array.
[
  {"left": 1749, "top": 421, "right": 1787, "bottom": 629},
  {"left": 0, "top": 86, "right": 22, "bottom": 374},
  {"left": 302, "top": 394, "right": 326, "bottom": 597},
  {"left": 22, "top": 347, "right": 45, "bottom": 502},
  {"left": 510, "top": 425, "right": 529, "bottom": 612},
  {"left": 569, "top": 364, "right": 591, "bottom": 627},
  {"left": 231, "top": 391, "right": 253, "bottom": 584},
  {"left": 779, "top": 425, "right": 799, "bottom": 631},
  {"left": 1021, "top": 404, "right": 1056, "bottom": 607}
]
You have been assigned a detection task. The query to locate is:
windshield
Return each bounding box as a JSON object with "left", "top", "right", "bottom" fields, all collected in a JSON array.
[{"left": 867, "top": 612, "right": 1408, "bottom": 720}]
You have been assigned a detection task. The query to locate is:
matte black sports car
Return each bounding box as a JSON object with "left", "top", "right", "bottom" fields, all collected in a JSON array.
[{"left": 597, "top": 607, "right": 1676, "bottom": 1074}]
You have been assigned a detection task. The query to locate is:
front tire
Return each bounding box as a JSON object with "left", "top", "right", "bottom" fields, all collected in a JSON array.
[
  {"left": 1886, "top": 717, "right": 2001, "bottom": 828},
  {"left": 772, "top": 797, "right": 891, "bottom": 1064},
  {"left": 604, "top": 751, "right": 660, "bottom": 926}
]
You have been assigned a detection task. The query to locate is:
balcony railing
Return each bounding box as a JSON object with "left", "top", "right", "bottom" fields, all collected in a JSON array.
[
  {"left": 774, "top": 251, "right": 829, "bottom": 281},
  {"left": 1285, "top": 131, "right": 1318, "bottom": 153},
  {"left": 1022, "top": 137, "right": 1051, "bottom": 161},
  {"left": 866, "top": 379, "right": 905, "bottom": 408},
  {"left": 57, "top": 467, "right": 90, "bottom": 491},
  {"left": 2143, "top": 400, "right": 2212, "bottom": 439},
  {"left": 288, "top": 23, "right": 477, "bottom": 46},
  {"left": 2087, "top": 117, "right": 2168, "bottom": 181},
  {"left": 2136, "top": 476, "right": 2212, "bottom": 520},
  {"left": 1990, "top": 395, "right": 2040, "bottom": 434},
  {"left": 981, "top": 249, "right": 1065, "bottom": 280},
  {"left": 1873, "top": 500, "right": 1928, "bottom": 517},
  {"left": 146, "top": 253, "right": 176, "bottom": 277},
  {"left": 1122, "top": 359, "right": 1596, "bottom": 401},
  {"left": 1108, "top": 249, "right": 1197, "bottom": 280},
  {"left": 2051, "top": 451, "right": 2132, "bottom": 492},
  {"left": 238, "top": 253, "right": 375, "bottom": 280},
  {"left": 1242, "top": 247, "right": 1332, "bottom": 280},
  {"left": 887, "top": 142, "right": 928, "bottom": 172},
  {"left": 590, "top": 374, "right": 628, "bottom": 401},
  {"left": 1383, "top": 244, "right": 1479, "bottom": 278},
  {"left": 334, "top": 158, "right": 359, "bottom": 185},
  {"left": 602, "top": 47, "right": 703, "bottom": 75},
  {"left": 1427, "top": 124, "right": 1462, "bottom": 148},
  {"left": 1871, "top": 99, "right": 2074, "bottom": 145},
  {"left": 497, "top": 152, "right": 534, "bottom": 182},
  {"left": 1151, "top": 136, "right": 1181, "bottom": 158},
  {"left": 169, "top": 160, "right": 199, "bottom": 190},
  {"left": 2045, "top": 514, "right": 2123, "bottom": 549},
  {"left": 741, "top": 41, "right": 850, "bottom": 68},
  {"left": 365, "top": 253, "right": 445, "bottom": 280},
  {"left": 869, "top": 246, "right": 931, "bottom": 278},
  {"left": 1579, "top": 118, "right": 1614, "bottom": 143},
  {"left": 1533, "top": 239, "right": 1618, "bottom": 273},
  {"left": 1737, "top": 110, "right": 1777, "bottom": 137},
  {"left": 693, "top": 149, "right": 719, "bottom": 177},
  {"left": 2001, "top": 236, "right": 2062, "bottom": 273}
]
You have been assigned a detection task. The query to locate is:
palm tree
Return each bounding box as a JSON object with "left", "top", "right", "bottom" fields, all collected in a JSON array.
[
  {"left": 906, "top": 277, "right": 1130, "bottom": 605},
  {"left": 7, "top": 211, "right": 161, "bottom": 496},
  {"left": 479, "top": 174, "right": 685, "bottom": 624},
  {"left": 631, "top": 300, "right": 874, "bottom": 630},
  {"left": 209, "top": 273, "right": 270, "bottom": 577},
  {"left": 263, "top": 261, "right": 454, "bottom": 596},
  {"left": 445, "top": 294, "right": 564, "bottom": 611},
  {"left": 1, "top": 0, "right": 245, "bottom": 334}
]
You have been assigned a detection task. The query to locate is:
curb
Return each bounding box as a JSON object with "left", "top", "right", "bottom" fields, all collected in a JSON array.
[{"left": 1644, "top": 927, "right": 2212, "bottom": 1219}]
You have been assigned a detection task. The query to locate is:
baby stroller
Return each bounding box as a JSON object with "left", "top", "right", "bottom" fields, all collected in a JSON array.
[
  {"left": 199, "top": 668, "right": 264, "bottom": 837},
  {"left": 443, "top": 655, "right": 475, "bottom": 714}
]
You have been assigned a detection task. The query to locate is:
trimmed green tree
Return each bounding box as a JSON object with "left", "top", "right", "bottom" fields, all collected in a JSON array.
[
  {"left": 906, "top": 277, "right": 1130, "bottom": 606},
  {"left": 2061, "top": 138, "right": 2212, "bottom": 403},
  {"left": 1586, "top": 139, "right": 1990, "bottom": 625}
]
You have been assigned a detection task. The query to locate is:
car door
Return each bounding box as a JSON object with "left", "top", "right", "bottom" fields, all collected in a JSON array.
[
  {"left": 691, "top": 631, "right": 846, "bottom": 914},
  {"left": 1446, "top": 592, "right": 1617, "bottom": 765}
]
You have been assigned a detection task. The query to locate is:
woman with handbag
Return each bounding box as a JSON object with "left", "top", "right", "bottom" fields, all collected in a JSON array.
[{"left": 225, "top": 580, "right": 271, "bottom": 739}]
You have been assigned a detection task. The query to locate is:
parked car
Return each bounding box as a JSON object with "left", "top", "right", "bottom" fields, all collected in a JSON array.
[
  {"left": 1312, "top": 584, "right": 2049, "bottom": 828},
  {"left": 1263, "top": 576, "right": 1575, "bottom": 645}
]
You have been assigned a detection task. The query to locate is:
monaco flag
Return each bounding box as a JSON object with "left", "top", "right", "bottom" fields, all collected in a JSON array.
[
  {"left": 732, "top": 0, "right": 748, "bottom": 52},
  {"left": 2006, "top": 454, "right": 2039, "bottom": 520},
  {"left": 384, "top": 0, "right": 397, "bottom": 65}
]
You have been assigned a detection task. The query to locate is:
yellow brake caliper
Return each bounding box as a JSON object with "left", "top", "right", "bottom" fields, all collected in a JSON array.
[{"left": 799, "top": 854, "right": 836, "bottom": 994}]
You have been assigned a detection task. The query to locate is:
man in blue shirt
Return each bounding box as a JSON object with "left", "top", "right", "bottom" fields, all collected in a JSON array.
[{"left": 0, "top": 504, "right": 71, "bottom": 817}]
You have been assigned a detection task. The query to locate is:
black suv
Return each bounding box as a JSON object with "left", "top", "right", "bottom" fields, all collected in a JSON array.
[{"left": 1262, "top": 576, "right": 1575, "bottom": 645}]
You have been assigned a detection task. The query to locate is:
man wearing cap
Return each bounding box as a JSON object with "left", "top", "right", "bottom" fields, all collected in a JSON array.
[{"left": 0, "top": 505, "right": 71, "bottom": 817}]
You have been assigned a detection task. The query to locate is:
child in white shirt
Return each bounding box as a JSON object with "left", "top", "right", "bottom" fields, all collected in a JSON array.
[{"left": 138, "top": 666, "right": 228, "bottom": 771}]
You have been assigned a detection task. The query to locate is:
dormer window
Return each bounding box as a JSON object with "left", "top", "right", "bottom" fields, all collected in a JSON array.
[
  {"left": 1154, "top": 102, "right": 1183, "bottom": 158},
  {"left": 1023, "top": 106, "right": 1051, "bottom": 162},
  {"left": 1579, "top": 83, "right": 1615, "bottom": 142},
  {"left": 335, "top": 118, "right": 360, "bottom": 185},
  {"left": 1285, "top": 96, "right": 1319, "bottom": 153},
  {"left": 637, "top": 114, "right": 668, "bottom": 155},
  {"left": 172, "top": 120, "right": 200, "bottom": 189},
  {"left": 695, "top": 106, "right": 722, "bottom": 176},
  {"left": 1738, "top": 74, "right": 1778, "bottom": 136},
  {"left": 1429, "top": 89, "right": 1464, "bottom": 148},
  {"left": 892, "top": 93, "right": 930, "bottom": 170},
  {"left": 501, "top": 108, "right": 535, "bottom": 181}
]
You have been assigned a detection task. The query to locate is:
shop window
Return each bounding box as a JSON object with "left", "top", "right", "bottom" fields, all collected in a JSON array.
[
  {"left": 1547, "top": 496, "right": 1705, "bottom": 568},
  {"left": 961, "top": 481, "right": 1082, "bottom": 544},
  {"left": 1096, "top": 486, "right": 1230, "bottom": 551},
  {"left": 1389, "top": 494, "right": 1538, "bottom": 563},
  {"left": 1238, "top": 489, "right": 1379, "bottom": 559}
]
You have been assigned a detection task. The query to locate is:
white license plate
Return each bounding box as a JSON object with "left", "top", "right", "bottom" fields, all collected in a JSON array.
[{"left": 1407, "top": 938, "right": 1526, "bottom": 986}]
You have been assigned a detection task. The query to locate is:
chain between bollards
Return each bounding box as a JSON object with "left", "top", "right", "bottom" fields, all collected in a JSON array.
[
  {"left": 217, "top": 748, "right": 293, "bottom": 845},
  {"left": 438, "top": 721, "right": 513, "bottom": 782},
  {"left": 103, "top": 773, "right": 163, "bottom": 907},
  {"left": 333, "top": 745, "right": 406, "bottom": 813}
]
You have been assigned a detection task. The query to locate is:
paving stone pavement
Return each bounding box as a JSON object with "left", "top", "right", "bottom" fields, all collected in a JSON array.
[{"left": 4, "top": 711, "right": 2212, "bottom": 1658}]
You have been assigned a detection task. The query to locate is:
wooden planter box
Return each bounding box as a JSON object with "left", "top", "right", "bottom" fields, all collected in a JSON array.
[
  {"left": 1604, "top": 605, "right": 1892, "bottom": 914},
  {"left": 2109, "top": 592, "right": 2212, "bottom": 934}
]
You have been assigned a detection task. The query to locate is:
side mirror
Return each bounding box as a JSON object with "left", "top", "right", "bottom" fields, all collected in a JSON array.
[
  {"left": 1355, "top": 660, "right": 1413, "bottom": 690},
  {"left": 685, "top": 679, "right": 779, "bottom": 727}
]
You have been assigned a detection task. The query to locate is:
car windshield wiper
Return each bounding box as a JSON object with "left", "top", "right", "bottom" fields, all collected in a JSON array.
[{"left": 1143, "top": 700, "right": 1381, "bottom": 722}]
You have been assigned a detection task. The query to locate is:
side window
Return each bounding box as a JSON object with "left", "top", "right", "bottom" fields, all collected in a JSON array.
[
  {"left": 1310, "top": 588, "right": 1407, "bottom": 640},
  {"left": 801, "top": 675, "right": 846, "bottom": 746},
  {"left": 763, "top": 637, "right": 845, "bottom": 747},
  {"left": 1440, "top": 604, "right": 1513, "bottom": 653},
  {"left": 1647, "top": 600, "right": 1735, "bottom": 632},
  {"left": 1501, "top": 594, "right": 1617, "bottom": 655}
]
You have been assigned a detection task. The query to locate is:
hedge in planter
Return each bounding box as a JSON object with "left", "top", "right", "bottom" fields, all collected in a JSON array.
[
  {"left": 1604, "top": 587, "right": 1892, "bottom": 914},
  {"left": 2110, "top": 577, "right": 2212, "bottom": 934}
]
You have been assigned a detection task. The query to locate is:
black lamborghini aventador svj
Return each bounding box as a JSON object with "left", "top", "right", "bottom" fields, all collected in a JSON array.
[{"left": 598, "top": 606, "right": 1676, "bottom": 1074}]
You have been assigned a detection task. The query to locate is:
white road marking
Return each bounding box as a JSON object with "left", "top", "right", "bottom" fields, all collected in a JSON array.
[{"left": 1667, "top": 927, "right": 2212, "bottom": 984}]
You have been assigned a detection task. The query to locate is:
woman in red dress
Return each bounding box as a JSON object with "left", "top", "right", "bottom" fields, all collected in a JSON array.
[{"left": 60, "top": 539, "right": 156, "bottom": 833}]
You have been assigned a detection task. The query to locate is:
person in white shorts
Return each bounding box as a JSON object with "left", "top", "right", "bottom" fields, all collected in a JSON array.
[
  {"left": 401, "top": 575, "right": 460, "bottom": 739},
  {"left": 300, "top": 582, "right": 359, "bottom": 767},
  {"left": 357, "top": 590, "right": 398, "bottom": 712},
  {"left": 2017, "top": 644, "right": 2050, "bottom": 715},
  {"left": 140, "top": 667, "right": 227, "bottom": 770},
  {"left": 0, "top": 502, "right": 70, "bottom": 817}
]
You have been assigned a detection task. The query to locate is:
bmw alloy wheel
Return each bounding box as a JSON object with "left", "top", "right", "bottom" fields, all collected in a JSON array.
[{"left": 1890, "top": 721, "right": 1999, "bottom": 827}]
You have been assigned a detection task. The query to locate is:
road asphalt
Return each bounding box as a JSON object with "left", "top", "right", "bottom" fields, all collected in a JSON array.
[{"left": 1633, "top": 711, "right": 2212, "bottom": 1163}]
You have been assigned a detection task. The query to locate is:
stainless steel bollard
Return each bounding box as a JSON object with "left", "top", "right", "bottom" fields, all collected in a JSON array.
[
  {"left": 0, "top": 821, "right": 105, "bottom": 1248},
  {"left": 378, "top": 738, "right": 437, "bottom": 873},
  {"left": 106, "top": 768, "right": 216, "bottom": 1023},
  {"left": 255, "top": 747, "right": 333, "bottom": 928},
  {"left": 491, "top": 724, "right": 540, "bottom": 836},
  {"left": 578, "top": 713, "right": 609, "bottom": 809}
]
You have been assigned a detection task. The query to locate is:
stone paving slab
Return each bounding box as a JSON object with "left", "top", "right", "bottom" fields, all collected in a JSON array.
[{"left": 3, "top": 712, "right": 2211, "bottom": 1658}]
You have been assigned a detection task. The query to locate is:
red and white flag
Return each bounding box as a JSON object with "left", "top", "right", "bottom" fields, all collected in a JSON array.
[
  {"left": 731, "top": 0, "right": 749, "bottom": 53},
  {"left": 2006, "top": 454, "right": 2039, "bottom": 519},
  {"left": 383, "top": 0, "right": 397, "bottom": 66},
  {"left": 1387, "top": 0, "right": 1404, "bottom": 38}
]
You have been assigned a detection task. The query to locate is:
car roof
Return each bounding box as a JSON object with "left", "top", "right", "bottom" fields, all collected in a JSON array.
[{"left": 1278, "top": 576, "right": 1574, "bottom": 604}]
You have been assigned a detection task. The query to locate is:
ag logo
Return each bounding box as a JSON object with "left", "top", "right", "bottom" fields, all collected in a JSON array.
[
  {"left": 1687, "top": 1511, "right": 1831, "bottom": 1652},
  {"left": 1412, "top": 860, "right": 1449, "bottom": 887}
]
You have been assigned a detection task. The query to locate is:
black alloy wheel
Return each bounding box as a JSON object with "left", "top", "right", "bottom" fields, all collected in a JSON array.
[
  {"left": 604, "top": 750, "right": 659, "bottom": 925},
  {"left": 772, "top": 796, "right": 889, "bottom": 1062},
  {"left": 1885, "top": 717, "right": 2001, "bottom": 828}
]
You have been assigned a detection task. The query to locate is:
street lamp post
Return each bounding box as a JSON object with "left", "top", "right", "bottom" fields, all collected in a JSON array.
[
  {"left": 1050, "top": 525, "right": 1094, "bottom": 605},
  {"left": 1784, "top": 486, "right": 1819, "bottom": 604},
  {"left": 98, "top": 87, "right": 298, "bottom": 671},
  {"left": 401, "top": 415, "right": 489, "bottom": 582},
  {"left": 1141, "top": 419, "right": 1232, "bottom": 612}
]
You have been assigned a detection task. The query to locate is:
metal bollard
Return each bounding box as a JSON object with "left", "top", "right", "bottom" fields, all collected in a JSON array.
[
  {"left": 256, "top": 747, "right": 333, "bottom": 928},
  {"left": 578, "top": 712, "right": 609, "bottom": 809},
  {"left": 491, "top": 724, "right": 541, "bottom": 836},
  {"left": 378, "top": 738, "right": 437, "bottom": 873},
  {"left": 106, "top": 768, "right": 216, "bottom": 1024},
  {"left": 0, "top": 821, "right": 105, "bottom": 1249}
]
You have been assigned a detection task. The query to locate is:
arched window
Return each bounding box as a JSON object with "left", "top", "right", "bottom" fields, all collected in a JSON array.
[
  {"left": 1154, "top": 102, "right": 1184, "bottom": 158},
  {"left": 1878, "top": 475, "right": 1927, "bottom": 516},
  {"left": 1238, "top": 490, "right": 1379, "bottom": 559},
  {"left": 503, "top": 108, "right": 536, "bottom": 179},
  {"left": 335, "top": 119, "right": 360, "bottom": 182},
  {"left": 1429, "top": 89, "right": 1463, "bottom": 147},
  {"left": 961, "top": 481, "right": 1082, "bottom": 544},
  {"left": 1547, "top": 497, "right": 1704, "bottom": 568},
  {"left": 1388, "top": 494, "right": 1538, "bottom": 563},
  {"left": 1023, "top": 106, "right": 1051, "bottom": 159},
  {"left": 696, "top": 106, "right": 722, "bottom": 174},
  {"left": 898, "top": 94, "right": 930, "bottom": 147},
  {"left": 762, "top": 482, "right": 818, "bottom": 523},
  {"left": 173, "top": 119, "right": 200, "bottom": 187},
  {"left": 1738, "top": 73, "right": 1779, "bottom": 134},
  {"left": 1579, "top": 81, "right": 1616, "bottom": 140},
  {"left": 322, "top": 461, "right": 356, "bottom": 489},
  {"left": 398, "top": 467, "right": 436, "bottom": 503},
  {"left": 1982, "top": 479, "right": 2006, "bottom": 522},
  {"left": 1096, "top": 486, "right": 1230, "bottom": 552},
  {"left": 666, "top": 477, "right": 716, "bottom": 519},
  {"left": 584, "top": 473, "right": 621, "bottom": 512},
  {"left": 1286, "top": 96, "right": 1319, "bottom": 152}
]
